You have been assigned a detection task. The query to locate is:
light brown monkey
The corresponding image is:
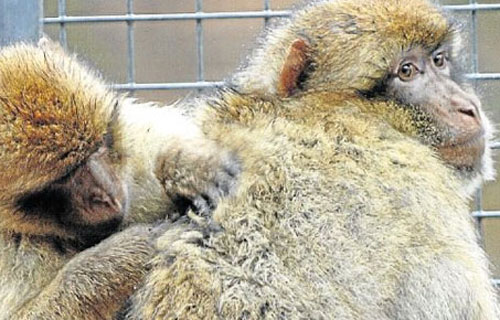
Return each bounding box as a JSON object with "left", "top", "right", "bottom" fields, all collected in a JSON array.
[
  {"left": 126, "top": 0, "right": 499, "bottom": 319},
  {"left": 0, "top": 39, "right": 238, "bottom": 319}
]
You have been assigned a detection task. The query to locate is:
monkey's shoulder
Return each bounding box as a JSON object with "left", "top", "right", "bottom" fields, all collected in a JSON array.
[
  {"left": 201, "top": 92, "right": 468, "bottom": 234},
  {"left": 211, "top": 105, "right": 463, "bottom": 210}
]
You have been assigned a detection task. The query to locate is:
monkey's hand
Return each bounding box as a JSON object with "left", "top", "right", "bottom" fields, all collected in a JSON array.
[
  {"left": 156, "top": 140, "right": 241, "bottom": 218},
  {"left": 121, "top": 216, "right": 219, "bottom": 320},
  {"left": 13, "top": 224, "right": 166, "bottom": 320}
]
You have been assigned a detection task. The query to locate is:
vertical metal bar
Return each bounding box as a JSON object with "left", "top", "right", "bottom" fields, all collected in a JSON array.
[
  {"left": 195, "top": 0, "right": 204, "bottom": 85},
  {"left": 58, "top": 0, "right": 67, "bottom": 48},
  {"left": 264, "top": 0, "right": 271, "bottom": 26},
  {"left": 475, "top": 189, "right": 485, "bottom": 245},
  {"left": 127, "top": 0, "right": 136, "bottom": 95},
  {"left": 469, "top": 0, "right": 484, "bottom": 243},
  {"left": 0, "top": 0, "right": 43, "bottom": 46},
  {"left": 470, "top": 0, "right": 479, "bottom": 77}
]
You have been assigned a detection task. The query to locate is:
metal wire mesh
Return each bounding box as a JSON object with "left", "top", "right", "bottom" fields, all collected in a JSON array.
[{"left": 41, "top": 0, "right": 500, "bottom": 287}]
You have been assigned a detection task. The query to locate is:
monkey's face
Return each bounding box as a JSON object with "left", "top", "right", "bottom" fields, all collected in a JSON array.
[
  {"left": 0, "top": 42, "right": 125, "bottom": 243},
  {"left": 280, "top": 0, "right": 492, "bottom": 179},
  {"left": 17, "top": 144, "right": 127, "bottom": 245},
  {"left": 384, "top": 46, "right": 486, "bottom": 174},
  {"left": 57, "top": 145, "right": 127, "bottom": 244}
]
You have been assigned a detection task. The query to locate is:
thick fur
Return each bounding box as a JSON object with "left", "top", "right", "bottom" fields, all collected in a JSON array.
[
  {"left": 126, "top": 0, "right": 499, "bottom": 319},
  {"left": 0, "top": 41, "right": 237, "bottom": 319},
  {"left": 235, "top": 0, "right": 495, "bottom": 192}
]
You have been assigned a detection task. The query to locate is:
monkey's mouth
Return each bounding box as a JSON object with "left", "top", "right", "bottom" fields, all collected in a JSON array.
[{"left": 436, "top": 132, "right": 485, "bottom": 170}]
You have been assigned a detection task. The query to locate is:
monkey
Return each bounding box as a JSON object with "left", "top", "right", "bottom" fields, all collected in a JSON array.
[
  {"left": 0, "top": 38, "right": 239, "bottom": 319},
  {"left": 124, "top": 0, "right": 500, "bottom": 319}
]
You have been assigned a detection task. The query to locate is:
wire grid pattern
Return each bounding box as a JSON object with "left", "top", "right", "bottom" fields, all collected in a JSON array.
[{"left": 43, "top": 0, "right": 500, "bottom": 287}]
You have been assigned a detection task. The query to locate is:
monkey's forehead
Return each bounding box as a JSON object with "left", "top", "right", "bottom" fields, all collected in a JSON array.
[
  {"left": 299, "top": 0, "right": 451, "bottom": 49},
  {"left": 0, "top": 43, "right": 115, "bottom": 118},
  {"left": 282, "top": 0, "right": 456, "bottom": 93},
  {"left": 0, "top": 43, "right": 117, "bottom": 193}
]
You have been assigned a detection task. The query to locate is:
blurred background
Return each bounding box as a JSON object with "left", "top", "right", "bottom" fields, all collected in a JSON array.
[{"left": 41, "top": 0, "right": 500, "bottom": 279}]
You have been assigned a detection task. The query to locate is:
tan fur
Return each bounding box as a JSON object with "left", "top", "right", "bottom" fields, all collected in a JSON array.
[
  {"left": 126, "top": 0, "right": 499, "bottom": 319},
  {"left": 0, "top": 40, "right": 237, "bottom": 319},
  {"left": 0, "top": 42, "right": 115, "bottom": 238},
  {"left": 234, "top": 0, "right": 450, "bottom": 96}
]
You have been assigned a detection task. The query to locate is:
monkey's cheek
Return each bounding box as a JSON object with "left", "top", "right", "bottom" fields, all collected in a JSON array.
[{"left": 436, "top": 137, "right": 485, "bottom": 171}]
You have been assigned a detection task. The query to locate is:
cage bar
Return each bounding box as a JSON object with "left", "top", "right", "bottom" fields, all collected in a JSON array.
[
  {"left": 195, "top": 0, "right": 204, "bottom": 84},
  {"left": 264, "top": 0, "right": 272, "bottom": 26},
  {"left": 0, "top": 0, "right": 42, "bottom": 46},
  {"left": 110, "top": 81, "right": 225, "bottom": 91},
  {"left": 57, "top": 0, "right": 67, "bottom": 48},
  {"left": 126, "top": 0, "right": 135, "bottom": 95},
  {"left": 468, "top": 0, "right": 484, "bottom": 235},
  {"left": 42, "top": 4, "right": 500, "bottom": 26},
  {"left": 105, "top": 74, "right": 500, "bottom": 92},
  {"left": 44, "top": 11, "right": 291, "bottom": 24}
]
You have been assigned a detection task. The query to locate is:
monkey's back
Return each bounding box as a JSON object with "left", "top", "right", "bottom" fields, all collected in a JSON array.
[{"left": 130, "top": 92, "right": 497, "bottom": 319}]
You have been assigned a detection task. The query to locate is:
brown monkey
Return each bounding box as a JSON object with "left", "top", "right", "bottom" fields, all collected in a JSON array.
[
  {"left": 126, "top": 0, "right": 499, "bottom": 319},
  {"left": 0, "top": 39, "right": 238, "bottom": 319}
]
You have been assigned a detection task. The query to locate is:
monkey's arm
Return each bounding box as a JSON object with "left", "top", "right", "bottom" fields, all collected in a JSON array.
[
  {"left": 13, "top": 225, "right": 161, "bottom": 320},
  {"left": 156, "top": 139, "right": 240, "bottom": 217},
  {"left": 119, "top": 100, "right": 240, "bottom": 218}
]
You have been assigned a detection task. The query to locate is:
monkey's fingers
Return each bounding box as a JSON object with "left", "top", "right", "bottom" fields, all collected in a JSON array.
[
  {"left": 215, "top": 154, "right": 241, "bottom": 196},
  {"left": 154, "top": 217, "right": 212, "bottom": 253},
  {"left": 149, "top": 216, "right": 191, "bottom": 240},
  {"left": 190, "top": 153, "right": 240, "bottom": 216},
  {"left": 192, "top": 185, "right": 221, "bottom": 216}
]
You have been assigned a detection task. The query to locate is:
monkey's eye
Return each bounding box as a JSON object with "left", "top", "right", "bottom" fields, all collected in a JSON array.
[
  {"left": 397, "top": 63, "right": 418, "bottom": 81},
  {"left": 433, "top": 52, "right": 447, "bottom": 68}
]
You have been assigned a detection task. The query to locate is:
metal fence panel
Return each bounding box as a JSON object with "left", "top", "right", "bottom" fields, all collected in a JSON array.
[{"left": 41, "top": 2, "right": 500, "bottom": 90}]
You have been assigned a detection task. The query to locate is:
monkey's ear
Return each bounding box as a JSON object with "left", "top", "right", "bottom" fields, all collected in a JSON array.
[{"left": 277, "top": 38, "right": 311, "bottom": 98}]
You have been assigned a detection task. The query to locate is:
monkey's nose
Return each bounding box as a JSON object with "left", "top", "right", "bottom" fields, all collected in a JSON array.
[
  {"left": 90, "top": 190, "right": 122, "bottom": 212},
  {"left": 450, "top": 95, "right": 480, "bottom": 123},
  {"left": 451, "top": 89, "right": 482, "bottom": 119},
  {"left": 457, "top": 107, "right": 477, "bottom": 119}
]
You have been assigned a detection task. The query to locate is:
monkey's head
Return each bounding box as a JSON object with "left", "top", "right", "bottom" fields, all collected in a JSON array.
[
  {"left": 234, "top": 0, "right": 494, "bottom": 194},
  {"left": 0, "top": 39, "right": 127, "bottom": 243}
]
